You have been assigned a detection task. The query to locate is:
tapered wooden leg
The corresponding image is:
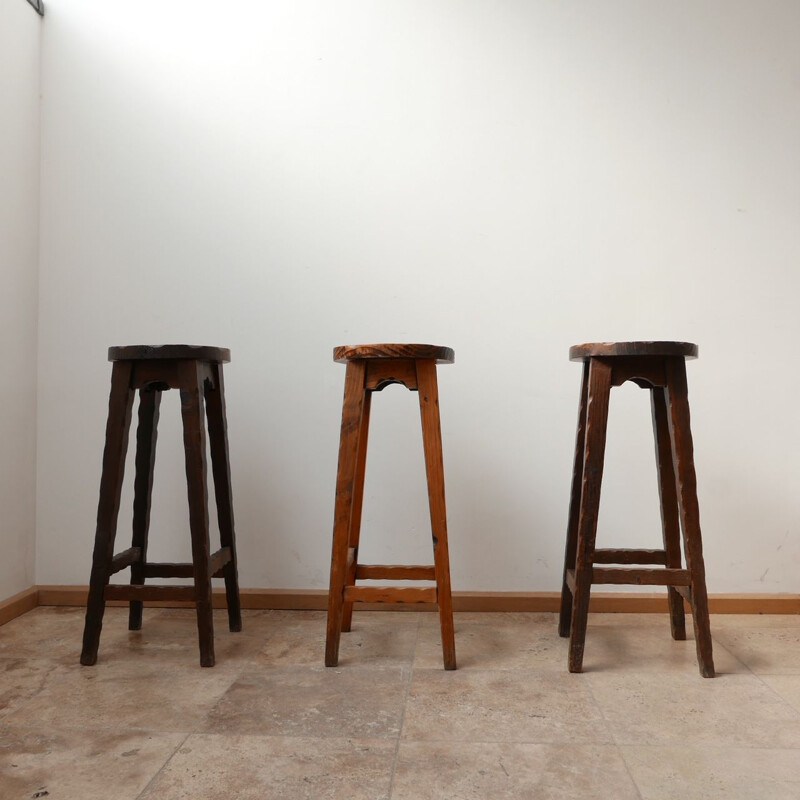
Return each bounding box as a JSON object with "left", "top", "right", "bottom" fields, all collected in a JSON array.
[
  {"left": 81, "top": 361, "right": 135, "bottom": 665},
  {"left": 128, "top": 387, "right": 161, "bottom": 631},
  {"left": 326, "top": 360, "right": 367, "bottom": 667},
  {"left": 665, "top": 358, "right": 715, "bottom": 678},
  {"left": 417, "top": 359, "right": 456, "bottom": 670},
  {"left": 568, "top": 358, "right": 612, "bottom": 673},
  {"left": 341, "top": 391, "right": 371, "bottom": 633},
  {"left": 559, "top": 360, "right": 589, "bottom": 637},
  {"left": 651, "top": 386, "right": 686, "bottom": 640},
  {"left": 179, "top": 361, "right": 215, "bottom": 667},
  {"left": 205, "top": 364, "right": 242, "bottom": 633}
]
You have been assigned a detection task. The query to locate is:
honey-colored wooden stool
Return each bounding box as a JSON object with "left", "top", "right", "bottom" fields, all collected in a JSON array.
[
  {"left": 325, "top": 343, "right": 457, "bottom": 670},
  {"left": 559, "top": 341, "right": 714, "bottom": 677},
  {"left": 81, "top": 345, "right": 241, "bottom": 668}
]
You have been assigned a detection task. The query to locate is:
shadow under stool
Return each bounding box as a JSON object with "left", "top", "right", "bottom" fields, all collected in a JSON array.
[
  {"left": 325, "top": 343, "right": 457, "bottom": 670},
  {"left": 559, "top": 341, "right": 714, "bottom": 678},
  {"left": 81, "top": 345, "right": 242, "bottom": 668}
]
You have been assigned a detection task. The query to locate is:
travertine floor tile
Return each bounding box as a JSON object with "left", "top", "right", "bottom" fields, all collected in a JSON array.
[
  {"left": 139, "top": 734, "right": 394, "bottom": 799},
  {"left": 758, "top": 675, "right": 800, "bottom": 713},
  {"left": 392, "top": 741, "right": 640, "bottom": 799},
  {"left": 579, "top": 623, "right": 747, "bottom": 675},
  {"left": 622, "top": 745, "right": 800, "bottom": 799},
  {"left": 0, "top": 727, "right": 184, "bottom": 800},
  {"left": 403, "top": 669, "right": 610, "bottom": 744},
  {"left": 3, "top": 660, "right": 237, "bottom": 732},
  {"left": 712, "top": 627, "right": 800, "bottom": 674},
  {"left": 414, "top": 616, "right": 561, "bottom": 670},
  {"left": 258, "top": 611, "right": 420, "bottom": 668},
  {"left": 101, "top": 608, "right": 269, "bottom": 668},
  {"left": 710, "top": 614, "right": 800, "bottom": 629},
  {"left": 202, "top": 666, "right": 408, "bottom": 738},
  {"left": 0, "top": 606, "right": 126, "bottom": 665},
  {"left": 588, "top": 672, "right": 800, "bottom": 747},
  {"left": 0, "top": 658, "right": 70, "bottom": 720}
]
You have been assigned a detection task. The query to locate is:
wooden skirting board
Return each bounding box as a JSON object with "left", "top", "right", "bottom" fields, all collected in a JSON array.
[{"left": 0, "top": 586, "right": 797, "bottom": 626}]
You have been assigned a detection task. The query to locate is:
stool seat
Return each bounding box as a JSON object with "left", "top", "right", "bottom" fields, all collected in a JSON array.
[
  {"left": 109, "top": 344, "right": 231, "bottom": 363},
  {"left": 569, "top": 341, "right": 698, "bottom": 360},
  {"left": 326, "top": 342, "right": 457, "bottom": 669},
  {"left": 334, "top": 343, "right": 455, "bottom": 364},
  {"left": 559, "top": 339, "right": 714, "bottom": 677}
]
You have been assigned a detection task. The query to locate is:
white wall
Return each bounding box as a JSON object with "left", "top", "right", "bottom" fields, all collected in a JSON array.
[
  {"left": 0, "top": 0, "right": 41, "bottom": 598},
  {"left": 36, "top": 0, "right": 800, "bottom": 594}
]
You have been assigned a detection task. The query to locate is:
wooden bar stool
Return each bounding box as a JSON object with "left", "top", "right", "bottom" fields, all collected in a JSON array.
[
  {"left": 325, "top": 343, "right": 457, "bottom": 670},
  {"left": 559, "top": 341, "right": 715, "bottom": 677},
  {"left": 81, "top": 345, "right": 242, "bottom": 668}
]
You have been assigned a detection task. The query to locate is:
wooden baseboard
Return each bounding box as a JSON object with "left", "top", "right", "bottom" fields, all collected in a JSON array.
[
  {"left": 0, "top": 587, "right": 39, "bottom": 626},
  {"left": 11, "top": 586, "right": 798, "bottom": 617}
]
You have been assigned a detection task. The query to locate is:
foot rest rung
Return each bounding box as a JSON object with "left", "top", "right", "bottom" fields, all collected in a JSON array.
[
  {"left": 592, "top": 567, "right": 691, "bottom": 586},
  {"left": 142, "top": 547, "right": 232, "bottom": 579},
  {"left": 104, "top": 585, "right": 196, "bottom": 602},
  {"left": 343, "top": 586, "right": 437, "bottom": 603},
  {"left": 355, "top": 564, "right": 436, "bottom": 581},
  {"left": 593, "top": 548, "right": 667, "bottom": 565}
]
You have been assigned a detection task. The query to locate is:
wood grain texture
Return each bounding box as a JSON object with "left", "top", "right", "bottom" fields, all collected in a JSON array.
[
  {"left": 81, "top": 360, "right": 135, "bottom": 666},
  {"left": 568, "top": 357, "right": 612, "bottom": 673},
  {"left": 665, "top": 356, "right": 715, "bottom": 677},
  {"left": 417, "top": 358, "right": 457, "bottom": 669},
  {"left": 128, "top": 387, "right": 161, "bottom": 630},
  {"left": 559, "top": 360, "right": 589, "bottom": 637},
  {"left": 205, "top": 362, "right": 242, "bottom": 633},
  {"left": 334, "top": 343, "right": 454, "bottom": 364},
  {"left": 341, "top": 390, "right": 371, "bottom": 632},
  {"left": 179, "top": 359, "right": 215, "bottom": 667},
  {"left": 652, "top": 386, "right": 687, "bottom": 640},
  {"left": 325, "top": 359, "right": 367, "bottom": 666},
  {"left": 569, "top": 341, "right": 697, "bottom": 361},
  {"left": 109, "top": 345, "right": 230, "bottom": 363}
]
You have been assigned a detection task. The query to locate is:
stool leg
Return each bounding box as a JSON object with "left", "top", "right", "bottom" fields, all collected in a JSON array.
[
  {"left": 81, "top": 361, "right": 135, "bottom": 665},
  {"left": 326, "top": 360, "right": 367, "bottom": 667},
  {"left": 205, "top": 364, "right": 242, "bottom": 633},
  {"left": 559, "top": 360, "right": 589, "bottom": 637},
  {"left": 651, "top": 386, "right": 686, "bottom": 641},
  {"left": 665, "top": 358, "right": 715, "bottom": 678},
  {"left": 342, "top": 390, "right": 371, "bottom": 633},
  {"left": 417, "top": 359, "right": 456, "bottom": 670},
  {"left": 568, "top": 357, "right": 612, "bottom": 673},
  {"left": 129, "top": 387, "right": 161, "bottom": 631},
  {"left": 179, "top": 361, "right": 215, "bottom": 668}
]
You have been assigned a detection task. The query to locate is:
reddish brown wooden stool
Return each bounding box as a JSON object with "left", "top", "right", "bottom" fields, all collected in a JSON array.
[
  {"left": 559, "top": 341, "right": 714, "bottom": 677},
  {"left": 81, "top": 345, "right": 241, "bottom": 668},
  {"left": 325, "top": 343, "right": 457, "bottom": 670}
]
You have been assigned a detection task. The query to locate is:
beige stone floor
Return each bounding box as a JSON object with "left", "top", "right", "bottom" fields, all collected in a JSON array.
[{"left": 2, "top": 607, "right": 800, "bottom": 799}]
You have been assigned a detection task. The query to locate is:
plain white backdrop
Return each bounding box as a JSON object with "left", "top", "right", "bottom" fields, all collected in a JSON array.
[{"left": 3, "top": 0, "right": 800, "bottom": 600}]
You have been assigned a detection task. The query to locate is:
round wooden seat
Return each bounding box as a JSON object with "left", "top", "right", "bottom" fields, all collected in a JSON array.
[
  {"left": 109, "top": 345, "right": 231, "bottom": 363},
  {"left": 333, "top": 343, "right": 454, "bottom": 364},
  {"left": 569, "top": 341, "right": 697, "bottom": 361}
]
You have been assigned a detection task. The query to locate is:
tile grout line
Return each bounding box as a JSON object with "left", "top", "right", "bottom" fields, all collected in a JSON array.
[
  {"left": 581, "top": 666, "right": 645, "bottom": 800},
  {"left": 385, "top": 612, "right": 422, "bottom": 799},
  {"left": 133, "top": 731, "right": 193, "bottom": 800}
]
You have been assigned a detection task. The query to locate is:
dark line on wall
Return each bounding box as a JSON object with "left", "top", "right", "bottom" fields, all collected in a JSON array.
[{"left": 26, "top": 0, "right": 45, "bottom": 17}]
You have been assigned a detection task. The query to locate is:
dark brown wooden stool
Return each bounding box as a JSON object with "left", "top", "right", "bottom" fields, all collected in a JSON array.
[
  {"left": 81, "top": 345, "right": 241, "bottom": 668},
  {"left": 559, "top": 341, "right": 715, "bottom": 677},
  {"left": 325, "top": 343, "right": 457, "bottom": 670}
]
